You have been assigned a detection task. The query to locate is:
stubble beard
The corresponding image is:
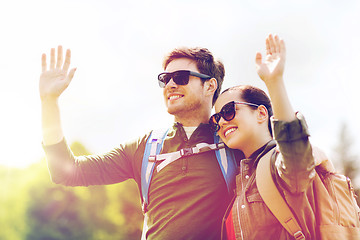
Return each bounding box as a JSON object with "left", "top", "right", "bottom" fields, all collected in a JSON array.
[{"left": 167, "top": 100, "right": 203, "bottom": 122}]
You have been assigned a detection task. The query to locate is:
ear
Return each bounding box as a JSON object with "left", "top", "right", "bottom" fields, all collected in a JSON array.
[
  {"left": 257, "top": 105, "right": 268, "bottom": 124},
  {"left": 204, "top": 78, "right": 218, "bottom": 96}
]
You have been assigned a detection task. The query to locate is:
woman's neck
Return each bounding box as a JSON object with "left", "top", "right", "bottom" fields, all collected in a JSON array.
[{"left": 242, "top": 134, "right": 272, "bottom": 159}]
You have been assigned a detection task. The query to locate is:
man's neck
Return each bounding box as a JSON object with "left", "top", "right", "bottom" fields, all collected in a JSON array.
[
  {"left": 171, "top": 100, "right": 213, "bottom": 127},
  {"left": 174, "top": 110, "right": 211, "bottom": 127},
  {"left": 175, "top": 117, "right": 207, "bottom": 127}
]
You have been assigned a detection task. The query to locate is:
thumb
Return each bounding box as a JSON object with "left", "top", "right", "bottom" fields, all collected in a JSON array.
[
  {"left": 255, "top": 52, "right": 262, "bottom": 66},
  {"left": 66, "top": 68, "right": 77, "bottom": 85}
]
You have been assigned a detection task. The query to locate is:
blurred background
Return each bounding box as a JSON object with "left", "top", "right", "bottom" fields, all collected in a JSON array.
[{"left": 1, "top": 0, "right": 359, "bottom": 239}]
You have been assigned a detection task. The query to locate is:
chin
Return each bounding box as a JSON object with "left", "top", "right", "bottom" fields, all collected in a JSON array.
[
  {"left": 225, "top": 142, "right": 236, "bottom": 149},
  {"left": 224, "top": 137, "right": 241, "bottom": 150},
  {"left": 167, "top": 106, "right": 182, "bottom": 116}
]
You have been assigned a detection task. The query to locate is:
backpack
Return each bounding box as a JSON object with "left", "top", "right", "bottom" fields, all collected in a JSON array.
[
  {"left": 140, "top": 129, "right": 238, "bottom": 240},
  {"left": 141, "top": 128, "right": 237, "bottom": 211},
  {"left": 256, "top": 147, "right": 360, "bottom": 240}
]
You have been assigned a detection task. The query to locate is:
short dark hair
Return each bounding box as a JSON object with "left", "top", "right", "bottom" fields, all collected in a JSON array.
[
  {"left": 222, "top": 85, "right": 273, "bottom": 136},
  {"left": 163, "top": 47, "right": 225, "bottom": 106}
]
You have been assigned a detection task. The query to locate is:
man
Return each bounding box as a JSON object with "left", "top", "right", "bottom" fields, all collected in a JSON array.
[{"left": 40, "top": 45, "right": 233, "bottom": 239}]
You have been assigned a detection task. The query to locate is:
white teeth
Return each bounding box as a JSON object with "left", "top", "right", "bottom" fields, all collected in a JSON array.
[
  {"left": 224, "top": 128, "right": 236, "bottom": 137},
  {"left": 169, "top": 95, "right": 182, "bottom": 100}
]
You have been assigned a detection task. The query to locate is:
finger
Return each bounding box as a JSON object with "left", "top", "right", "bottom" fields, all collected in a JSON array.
[
  {"left": 50, "top": 48, "right": 56, "bottom": 70},
  {"left": 268, "top": 34, "right": 276, "bottom": 54},
  {"left": 65, "top": 68, "right": 77, "bottom": 86},
  {"left": 56, "top": 45, "right": 63, "bottom": 69},
  {"left": 274, "top": 35, "right": 280, "bottom": 53},
  {"left": 280, "top": 39, "right": 286, "bottom": 54},
  {"left": 63, "top": 49, "right": 71, "bottom": 72},
  {"left": 265, "top": 38, "right": 271, "bottom": 55},
  {"left": 255, "top": 52, "right": 262, "bottom": 66},
  {"left": 41, "top": 53, "right": 47, "bottom": 72}
]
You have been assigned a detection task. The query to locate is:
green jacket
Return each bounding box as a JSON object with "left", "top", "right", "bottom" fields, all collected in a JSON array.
[{"left": 226, "top": 113, "right": 316, "bottom": 240}]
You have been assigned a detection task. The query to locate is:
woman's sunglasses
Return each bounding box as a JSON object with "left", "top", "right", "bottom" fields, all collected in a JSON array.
[
  {"left": 158, "top": 70, "right": 212, "bottom": 88},
  {"left": 209, "top": 101, "right": 260, "bottom": 132}
]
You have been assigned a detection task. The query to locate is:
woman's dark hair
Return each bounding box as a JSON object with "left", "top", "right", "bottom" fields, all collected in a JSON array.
[
  {"left": 222, "top": 85, "right": 273, "bottom": 136},
  {"left": 163, "top": 47, "right": 225, "bottom": 106}
]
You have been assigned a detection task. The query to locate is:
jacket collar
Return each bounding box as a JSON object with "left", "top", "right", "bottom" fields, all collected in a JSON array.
[{"left": 252, "top": 140, "right": 277, "bottom": 167}]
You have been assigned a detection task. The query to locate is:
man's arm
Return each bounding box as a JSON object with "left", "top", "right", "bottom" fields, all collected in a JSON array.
[
  {"left": 39, "top": 46, "right": 144, "bottom": 187},
  {"left": 39, "top": 46, "right": 78, "bottom": 183},
  {"left": 40, "top": 46, "right": 76, "bottom": 145}
]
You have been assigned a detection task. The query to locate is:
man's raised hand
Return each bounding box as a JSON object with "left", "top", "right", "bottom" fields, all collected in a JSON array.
[{"left": 39, "top": 46, "right": 76, "bottom": 101}]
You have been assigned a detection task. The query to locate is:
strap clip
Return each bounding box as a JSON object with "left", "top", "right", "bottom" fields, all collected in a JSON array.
[
  {"left": 142, "top": 201, "right": 148, "bottom": 214},
  {"left": 180, "top": 148, "right": 193, "bottom": 157},
  {"left": 294, "top": 231, "right": 305, "bottom": 240},
  {"left": 148, "top": 155, "right": 157, "bottom": 162}
]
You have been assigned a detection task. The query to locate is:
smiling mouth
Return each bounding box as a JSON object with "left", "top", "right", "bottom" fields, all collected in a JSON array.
[
  {"left": 224, "top": 127, "right": 237, "bottom": 137},
  {"left": 168, "top": 94, "right": 184, "bottom": 101}
]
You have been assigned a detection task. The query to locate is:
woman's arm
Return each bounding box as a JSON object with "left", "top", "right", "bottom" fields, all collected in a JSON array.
[
  {"left": 255, "top": 34, "right": 295, "bottom": 122},
  {"left": 256, "top": 34, "right": 315, "bottom": 193}
]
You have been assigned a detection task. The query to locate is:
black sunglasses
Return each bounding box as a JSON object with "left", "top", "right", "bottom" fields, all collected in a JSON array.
[
  {"left": 158, "top": 70, "right": 212, "bottom": 88},
  {"left": 209, "top": 101, "right": 260, "bottom": 132}
]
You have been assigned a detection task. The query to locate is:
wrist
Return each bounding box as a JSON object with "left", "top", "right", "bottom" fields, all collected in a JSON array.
[
  {"left": 266, "top": 75, "right": 284, "bottom": 84},
  {"left": 265, "top": 76, "right": 285, "bottom": 91},
  {"left": 40, "top": 94, "right": 59, "bottom": 104}
]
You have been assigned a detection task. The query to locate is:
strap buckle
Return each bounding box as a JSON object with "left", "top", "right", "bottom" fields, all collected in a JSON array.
[
  {"left": 180, "top": 148, "right": 193, "bottom": 157},
  {"left": 148, "top": 155, "right": 157, "bottom": 162},
  {"left": 294, "top": 231, "right": 305, "bottom": 240},
  {"left": 142, "top": 201, "right": 148, "bottom": 214},
  {"left": 216, "top": 142, "right": 225, "bottom": 149}
]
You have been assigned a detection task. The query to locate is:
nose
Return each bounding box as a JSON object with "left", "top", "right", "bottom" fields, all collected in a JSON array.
[
  {"left": 217, "top": 116, "right": 227, "bottom": 129},
  {"left": 165, "top": 78, "right": 178, "bottom": 88},
  {"left": 218, "top": 117, "right": 229, "bottom": 128}
]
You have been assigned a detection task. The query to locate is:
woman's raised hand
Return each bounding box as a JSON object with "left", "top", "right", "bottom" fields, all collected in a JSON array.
[{"left": 255, "top": 34, "right": 286, "bottom": 85}]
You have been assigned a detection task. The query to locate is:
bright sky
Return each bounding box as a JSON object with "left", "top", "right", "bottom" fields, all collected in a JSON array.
[{"left": 1, "top": 0, "right": 359, "bottom": 168}]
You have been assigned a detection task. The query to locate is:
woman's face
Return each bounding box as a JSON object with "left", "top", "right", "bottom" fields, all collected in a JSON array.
[{"left": 214, "top": 90, "right": 259, "bottom": 150}]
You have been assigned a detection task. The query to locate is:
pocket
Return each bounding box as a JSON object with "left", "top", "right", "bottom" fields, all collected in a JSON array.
[
  {"left": 247, "top": 190, "right": 263, "bottom": 202},
  {"left": 246, "top": 189, "right": 279, "bottom": 227}
]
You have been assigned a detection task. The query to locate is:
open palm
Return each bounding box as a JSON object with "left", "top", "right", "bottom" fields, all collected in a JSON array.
[
  {"left": 39, "top": 46, "right": 76, "bottom": 100},
  {"left": 255, "top": 34, "right": 286, "bottom": 84}
]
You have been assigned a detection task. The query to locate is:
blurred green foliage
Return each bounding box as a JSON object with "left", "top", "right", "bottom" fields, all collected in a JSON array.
[
  {"left": 0, "top": 142, "right": 143, "bottom": 240},
  {"left": 1, "top": 128, "right": 359, "bottom": 240},
  {"left": 333, "top": 123, "right": 360, "bottom": 206}
]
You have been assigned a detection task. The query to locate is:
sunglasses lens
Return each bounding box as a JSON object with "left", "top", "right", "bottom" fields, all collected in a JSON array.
[
  {"left": 209, "top": 114, "right": 220, "bottom": 132},
  {"left": 158, "top": 73, "right": 171, "bottom": 88},
  {"left": 172, "top": 72, "right": 189, "bottom": 85},
  {"left": 220, "top": 102, "right": 234, "bottom": 121},
  {"left": 158, "top": 79, "right": 165, "bottom": 87},
  {"left": 158, "top": 71, "right": 190, "bottom": 88},
  {"left": 209, "top": 102, "right": 236, "bottom": 132}
]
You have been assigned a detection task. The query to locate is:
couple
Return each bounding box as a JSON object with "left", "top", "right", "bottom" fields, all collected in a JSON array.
[{"left": 40, "top": 34, "right": 316, "bottom": 239}]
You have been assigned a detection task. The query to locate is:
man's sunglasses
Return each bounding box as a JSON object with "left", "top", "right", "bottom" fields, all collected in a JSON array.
[
  {"left": 209, "top": 101, "right": 260, "bottom": 132},
  {"left": 158, "top": 70, "right": 212, "bottom": 88}
]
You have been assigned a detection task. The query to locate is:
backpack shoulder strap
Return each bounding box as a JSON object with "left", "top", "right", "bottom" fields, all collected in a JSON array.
[
  {"left": 214, "top": 133, "right": 237, "bottom": 193},
  {"left": 141, "top": 130, "right": 237, "bottom": 209},
  {"left": 256, "top": 149, "right": 306, "bottom": 240},
  {"left": 141, "top": 129, "right": 169, "bottom": 209}
]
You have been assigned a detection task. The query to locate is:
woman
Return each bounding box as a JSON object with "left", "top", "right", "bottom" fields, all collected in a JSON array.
[{"left": 210, "top": 34, "right": 316, "bottom": 239}]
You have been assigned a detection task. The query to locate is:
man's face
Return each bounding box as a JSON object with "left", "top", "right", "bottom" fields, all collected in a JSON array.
[{"left": 163, "top": 58, "right": 207, "bottom": 118}]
